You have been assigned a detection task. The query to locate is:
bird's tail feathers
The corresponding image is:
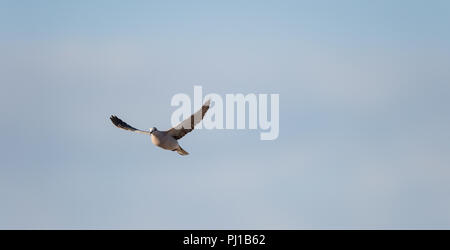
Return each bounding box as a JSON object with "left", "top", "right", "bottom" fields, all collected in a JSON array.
[{"left": 176, "top": 146, "right": 189, "bottom": 156}]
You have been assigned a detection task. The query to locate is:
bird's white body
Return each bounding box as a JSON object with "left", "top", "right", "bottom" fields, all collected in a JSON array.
[{"left": 151, "top": 130, "right": 179, "bottom": 151}]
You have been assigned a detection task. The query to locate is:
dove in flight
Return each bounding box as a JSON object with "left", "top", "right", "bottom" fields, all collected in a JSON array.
[{"left": 110, "top": 100, "right": 210, "bottom": 156}]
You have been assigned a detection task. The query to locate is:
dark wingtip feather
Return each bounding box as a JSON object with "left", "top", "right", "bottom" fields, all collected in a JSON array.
[
  {"left": 110, "top": 115, "right": 116, "bottom": 122},
  {"left": 109, "top": 115, "right": 139, "bottom": 131},
  {"left": 110, "top": 115, "right": 122, "bottom": 127}
]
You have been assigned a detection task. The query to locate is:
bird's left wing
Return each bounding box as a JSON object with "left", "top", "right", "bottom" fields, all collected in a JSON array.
[
  {"left": 110, "top": 115, "right": 150, "bottom": 135},
  {"left": 166, "top": 100, "right": 210, "bottom": 140}
]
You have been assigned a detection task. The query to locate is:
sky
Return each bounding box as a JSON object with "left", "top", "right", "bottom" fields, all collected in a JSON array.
[{"left": 0, "top": 0, "right": 450, "bottom": 229}]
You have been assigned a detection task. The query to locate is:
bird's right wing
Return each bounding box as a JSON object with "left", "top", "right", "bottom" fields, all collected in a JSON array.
[{"left": 110, "top": 115, "right": 150, "bottom": 135}]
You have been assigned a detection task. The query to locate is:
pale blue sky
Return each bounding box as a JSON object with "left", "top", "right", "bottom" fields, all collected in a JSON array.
[{"left": 1, "top": 0, "right": 450, "bottom": 229}]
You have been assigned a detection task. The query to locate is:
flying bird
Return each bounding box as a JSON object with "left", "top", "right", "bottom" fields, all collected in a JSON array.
[{"left": 110, "top": 100, "right": 210, "bottom": 155}]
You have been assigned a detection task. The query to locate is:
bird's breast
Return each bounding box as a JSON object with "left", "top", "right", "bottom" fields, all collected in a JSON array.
[
  {"left": 151, "top": 134, "right": 162, "bottom": 146},
  {"left": 151, "top": 132, "right": 179, "bottom": 150}
]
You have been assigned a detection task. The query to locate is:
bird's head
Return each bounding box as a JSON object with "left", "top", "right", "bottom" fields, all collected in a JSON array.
[{"left": 149, "top": 127, "right": 157, "bottom": 134}]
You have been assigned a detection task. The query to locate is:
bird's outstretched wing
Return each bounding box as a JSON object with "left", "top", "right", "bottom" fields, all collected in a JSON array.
[
  {"left": 166, "top": 100, "right": 210, "bottom": 140},
  {"left": 110, "top": 115, "right": 150, "bottom": 135}
]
